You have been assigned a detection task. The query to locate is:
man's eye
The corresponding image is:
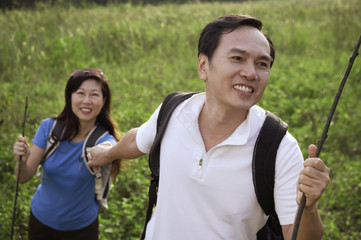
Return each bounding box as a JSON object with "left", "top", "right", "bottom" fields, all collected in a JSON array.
[
  {"left": 232, "top": 56, "right": 243, "bottom": 61},
  {"left": 258, "top": 62, "right": 269, "bottom": 68}
]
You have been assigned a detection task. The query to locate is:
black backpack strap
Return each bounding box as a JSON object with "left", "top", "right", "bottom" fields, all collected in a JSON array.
[
  {"left": 81, "top": 124, "right": 112, "bottom": 210},
  {"left": 41, "top": 119, "right": 64, "bottom": 164},
  {"left": 140, "top": 92, "right": 198, "bottom": 240},
  {"left": 82, "top": 124, "right": 108, "bottom": 174},
  {"left": 253, "top": 111, "right": 288, "bottom": 240},
  {"left": 148, "top": 92, "right": 199, "bottom": 177}
]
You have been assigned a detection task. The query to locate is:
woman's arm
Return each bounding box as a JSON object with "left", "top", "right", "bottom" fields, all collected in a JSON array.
[{"left": 14, "top": 136, "right": 44, "bottom": 183}]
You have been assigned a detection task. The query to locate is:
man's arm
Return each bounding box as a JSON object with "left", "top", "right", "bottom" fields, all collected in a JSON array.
[
  {"left": 87, "top": 128, "right": 145, "bottom": 167},
  {"left": 282, "top": 144, "right": 330, "bottom": 240},
  {"left": 282, "top": 204, "right": 324, "bottom": 240}
]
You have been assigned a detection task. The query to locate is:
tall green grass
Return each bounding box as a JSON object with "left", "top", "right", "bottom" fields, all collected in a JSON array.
[{"left": 1, "top": 0, "right": 361, "bottom": 239}]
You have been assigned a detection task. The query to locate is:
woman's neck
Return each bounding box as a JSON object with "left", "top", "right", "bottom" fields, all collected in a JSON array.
[{"left": 72, "top": 121, "right": 96, "bottom": 142}]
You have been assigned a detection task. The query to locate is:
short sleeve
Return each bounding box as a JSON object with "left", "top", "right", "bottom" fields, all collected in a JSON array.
[
  {"left": 97, "top": 133, "right": 117, "bottom": 146},
  {"left": 274, "top": 132, "right": 304, "bottom": 225},
  {"left": 136, "top": 104, "right": 162, "bottom": 154},
  {"left": 32, "top": 118, "right": 55, "bottom": 149}
]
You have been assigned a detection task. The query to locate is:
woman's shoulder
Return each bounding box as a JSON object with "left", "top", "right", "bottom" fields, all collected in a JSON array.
[
  {"left": 97, "top": 132, "right": 117, "bottom": 145},
  {"left": 37, "top": 118, "right": 56, "bottom": 132},
  {"left": 32, "top": 118, "right": 57, "bottom": 149},
  {"left": 40, "top": 117, "right": 56, "bottom": 125}
]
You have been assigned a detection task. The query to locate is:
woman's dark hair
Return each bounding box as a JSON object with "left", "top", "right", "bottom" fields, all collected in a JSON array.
[
  {"left": 198, "top": 14, "right": 275, "bottom": 67},
  {"left": 54, "top": 69, "right": 121, "bottom": 180}
]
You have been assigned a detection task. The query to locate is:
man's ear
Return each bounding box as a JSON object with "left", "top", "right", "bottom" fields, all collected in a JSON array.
[{"left": 198, "top": 54, "right": 208, "bottom": 82}]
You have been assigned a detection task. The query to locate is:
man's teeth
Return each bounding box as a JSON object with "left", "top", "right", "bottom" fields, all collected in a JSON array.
[{"left": 234, "top": 85, "right": 252, "bottom": 93}]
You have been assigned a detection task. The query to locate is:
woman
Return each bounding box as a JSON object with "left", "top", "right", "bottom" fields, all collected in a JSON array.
[{"left": 13, "top": 69, "right": 120, "bottom": 240}]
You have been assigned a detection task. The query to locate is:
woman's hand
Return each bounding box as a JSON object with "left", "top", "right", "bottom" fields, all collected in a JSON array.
[{"left": 13, "top": 136, "right": 30, "bottom": 163}]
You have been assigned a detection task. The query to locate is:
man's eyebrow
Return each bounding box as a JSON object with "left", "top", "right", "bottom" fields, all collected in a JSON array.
[
  {"left": 228, "top": 48, "right": 249, "bottom": 56},
  {"left": 228, "top": 48, "right": 272, "bottom": 62},
  {"left": 259, "top": 55, "right": 272, "bottom": 63}
]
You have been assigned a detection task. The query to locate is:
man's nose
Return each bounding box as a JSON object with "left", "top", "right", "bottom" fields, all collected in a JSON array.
[{"left": 239, "top": 62, "right": 258, "bottom": 81}]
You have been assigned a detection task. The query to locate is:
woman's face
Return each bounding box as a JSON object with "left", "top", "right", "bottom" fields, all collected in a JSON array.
[{"left": 71, "top": 79, "right": 105, "bottom": 127}]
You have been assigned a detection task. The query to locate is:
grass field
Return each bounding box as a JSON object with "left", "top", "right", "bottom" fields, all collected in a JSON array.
[{"left": 1, "top": 0, "right": 361, "bottom": 239}]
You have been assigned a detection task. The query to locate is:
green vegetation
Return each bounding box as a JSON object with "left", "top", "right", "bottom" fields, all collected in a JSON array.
[{"left": 1, "top": 0, "right": 361, "bottom": 239}]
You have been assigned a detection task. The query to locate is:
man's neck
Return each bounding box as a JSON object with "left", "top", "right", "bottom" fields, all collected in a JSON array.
[{"left": 198, "top": 102, "right": 248, "bottom": 152}]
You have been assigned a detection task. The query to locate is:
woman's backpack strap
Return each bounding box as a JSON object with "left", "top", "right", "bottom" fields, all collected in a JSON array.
[{"left": 41, "top": 119, "right": 64, "bottom": 164}]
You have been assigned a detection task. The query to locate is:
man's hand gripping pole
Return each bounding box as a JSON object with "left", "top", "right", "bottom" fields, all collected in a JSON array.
[{"left": 291, "top": 35, "right": 361, "bottom": 240}]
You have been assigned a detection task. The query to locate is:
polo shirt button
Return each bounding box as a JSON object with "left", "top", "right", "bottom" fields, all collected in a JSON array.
[{"left": 198, "top": 159, "right": 203, "bottom": 169}]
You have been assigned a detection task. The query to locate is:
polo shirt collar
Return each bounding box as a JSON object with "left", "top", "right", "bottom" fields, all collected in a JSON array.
[{"left": 176, "top": 92, "right": 254, "bottom": 147}]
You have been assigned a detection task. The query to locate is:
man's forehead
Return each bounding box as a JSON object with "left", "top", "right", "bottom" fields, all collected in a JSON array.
[{"left": 218, "top": 26, "right": 271, "bottom": 55}]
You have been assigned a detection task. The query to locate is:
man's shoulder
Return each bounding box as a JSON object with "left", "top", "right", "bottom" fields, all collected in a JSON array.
[
  {"left": 250, "top": 106, "right": 287, "bottom": 127},
  {"left": 248, "top": 105, "right": 267, "bottom": 132},
  {"left": 250, "top": 105, "right": 273, "bottom": 118},
  {"left": 173, "top": 92, "right": 205, "bottom": 118}
]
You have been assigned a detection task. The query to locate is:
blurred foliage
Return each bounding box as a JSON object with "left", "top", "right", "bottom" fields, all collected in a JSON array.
[
  {"left": 1, "top": 0, "right": 361, "bottom": 239},
  {"left": 0, "top": 0, "right": 249, "bottom": 10}
]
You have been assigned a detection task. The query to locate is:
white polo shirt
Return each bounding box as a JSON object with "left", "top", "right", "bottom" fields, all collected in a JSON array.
[{"left": 136, "top": 93, "right": 304, "bottom": 240}]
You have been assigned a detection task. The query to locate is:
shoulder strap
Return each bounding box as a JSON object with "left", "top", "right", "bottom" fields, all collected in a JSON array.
[
  {"left": 81, "top": 124, "right": 112, "bottom": 210},
  {"left": 252, "top": 111, "right": 288, "bottom": 215},
  {"left": 148, "top": 92, "right": 199, "bottom": 177},
  {"left": 82, "top": 124, "right": 108, "bottom": 174},
  {"left": 254, "top": 111, "right": 287, "bottom": 240},
  {"left": 141, "top": 91, "right": 198, "bottom": 240},
  {"left": 41, "top": 119, "right": 64, "bottom": 164}
]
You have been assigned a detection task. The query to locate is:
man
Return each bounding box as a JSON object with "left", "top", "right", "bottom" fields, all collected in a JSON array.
[{"left": 88, "top": 15, "right": 330, "bottom": 240}]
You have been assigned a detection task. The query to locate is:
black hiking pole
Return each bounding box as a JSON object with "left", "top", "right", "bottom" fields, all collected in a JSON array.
[
  {"left": 10, "top": 96, "right": 28, "bottom": 240},
  {"left": 291, "top": 35, "right": 361, "bottom": 240}
]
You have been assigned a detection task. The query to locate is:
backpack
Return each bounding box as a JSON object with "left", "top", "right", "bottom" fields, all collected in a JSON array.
[
  {"left": 40, "top": 119, "right": 113, "bottom": 210},
  {"left": 140, "top": 92, "right": 287, "bottom": 240}
]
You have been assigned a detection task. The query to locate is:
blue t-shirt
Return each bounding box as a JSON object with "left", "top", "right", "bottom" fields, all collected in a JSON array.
[{"left": 31, "top": 118, "right": 116, "bottom": 231}]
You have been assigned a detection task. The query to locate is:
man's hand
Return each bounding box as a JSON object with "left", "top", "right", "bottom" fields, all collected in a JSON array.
[
  {"left": 297, "top": 144, "right": 330, "bottom": 208},
  {"left": 87, "top": 128, "right": 145, "bottom": 169},
  {"left": 87, "top": 141, "right": 113, "bottom": 168}
]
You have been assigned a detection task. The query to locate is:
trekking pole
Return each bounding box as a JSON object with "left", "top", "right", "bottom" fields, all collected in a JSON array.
[
  {"left": 10, "top": 96, "right": 28, "bottom": 240},
  {"left": 291, "top": 34, "right": 361, "bottom": 240}
]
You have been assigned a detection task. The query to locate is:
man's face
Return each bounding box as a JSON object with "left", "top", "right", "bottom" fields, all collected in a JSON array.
[{"left": 198, "top": 25, "right": 272, "bottom": 114}]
